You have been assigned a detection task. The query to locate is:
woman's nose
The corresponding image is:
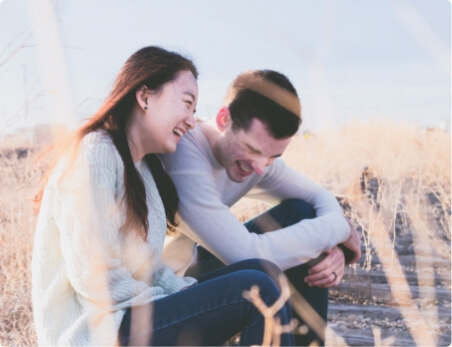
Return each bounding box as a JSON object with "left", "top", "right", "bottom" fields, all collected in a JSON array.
[{"left": 185, "top": 113, "right": 196, "bottom": 129}]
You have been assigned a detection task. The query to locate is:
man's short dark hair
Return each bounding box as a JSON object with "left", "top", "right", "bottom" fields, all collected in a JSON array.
[{"left": 225, "top": 70, "right": 302, "bottom": 139}]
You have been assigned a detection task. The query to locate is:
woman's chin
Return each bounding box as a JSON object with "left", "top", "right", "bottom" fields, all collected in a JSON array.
[{"left": 165, "top": 143, "right": 178, "bottom": 154}]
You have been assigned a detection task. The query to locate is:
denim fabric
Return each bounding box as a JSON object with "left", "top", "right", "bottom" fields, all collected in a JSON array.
[
  {"left": 118, "top": 259, "right": 294, "bottom": 346},
  {"left": 187, "top": 199, "right": 328, "bottom": 346}
]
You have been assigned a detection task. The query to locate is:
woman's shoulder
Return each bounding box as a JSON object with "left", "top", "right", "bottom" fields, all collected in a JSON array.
[
  {"left": 78, "top": 130, "right": 123, "bottom": 169},
  {"left": 81, "top": 129, "right": 113, "bottom": 148}
]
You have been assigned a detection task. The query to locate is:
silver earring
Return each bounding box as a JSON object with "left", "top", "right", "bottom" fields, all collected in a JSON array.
[{"left": 144, "top": 106, "right": 147, "bottom": 110}]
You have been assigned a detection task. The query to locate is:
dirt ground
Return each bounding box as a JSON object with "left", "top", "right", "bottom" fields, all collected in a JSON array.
[{"left": 325, "top": 226, "right": 451, "bottom": 346}]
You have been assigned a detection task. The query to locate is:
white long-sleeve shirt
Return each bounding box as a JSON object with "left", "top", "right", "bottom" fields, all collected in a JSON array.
[
  {"left": 32, "top": 131, "right": 196, "bottom": 346},
  {"left": 160, "top": 124, "right": 351, "bottom": 274}
]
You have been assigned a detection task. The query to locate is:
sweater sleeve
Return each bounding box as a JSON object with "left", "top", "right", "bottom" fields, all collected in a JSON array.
[
  {"left": 54, "top": 138, "right": 175, "bottom": 311},
  {"left": 153, "top": 261, "right": 197, "bottom": 293}
]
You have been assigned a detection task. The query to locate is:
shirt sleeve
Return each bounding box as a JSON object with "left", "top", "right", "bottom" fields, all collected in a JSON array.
[
  {"left": 167, "top": 156, "right": 350, "bottom": 271},
  {"left": 250, "top": 158, "right": 350, "bottom": 239}
]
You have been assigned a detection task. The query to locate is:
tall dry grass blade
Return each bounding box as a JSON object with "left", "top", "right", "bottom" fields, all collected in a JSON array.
[
  {"left": 355, "top": 204, "right": 436, "bottom": 346},
  {"left": 243, "top": 274, "right": 293, "bottom": 346}
]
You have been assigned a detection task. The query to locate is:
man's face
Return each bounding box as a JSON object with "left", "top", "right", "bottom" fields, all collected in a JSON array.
[{"left": 216, "top": 116, "right": 291, "bottom": 183}]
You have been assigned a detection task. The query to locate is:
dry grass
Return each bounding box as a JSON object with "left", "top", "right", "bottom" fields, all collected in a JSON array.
[
  {"left": 0, "top": 147, "right": 43, "bottom": 346},
  {"left": 1, "top": 120, "right": 450, "bottom": 346},
  {"left": 284, "top": 120, "right": 450, "bottom": 263}
]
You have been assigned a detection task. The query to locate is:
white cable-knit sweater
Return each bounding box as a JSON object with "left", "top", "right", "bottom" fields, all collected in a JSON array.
[{"left": 32, "top": 131, "right": 196, "bottom": 346}]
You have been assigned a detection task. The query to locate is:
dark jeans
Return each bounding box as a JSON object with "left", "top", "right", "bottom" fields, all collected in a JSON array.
[
  {"left": 118, "top": 259, "right": 295, "bottom": 346},
  {"left": 186, "top": 199, "right": 328, "bottom": 346}
]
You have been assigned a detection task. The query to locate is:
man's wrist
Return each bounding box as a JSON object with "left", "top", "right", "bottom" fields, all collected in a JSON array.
[{"left": 338, "top": 244, "right": 354, "bottom": 264}]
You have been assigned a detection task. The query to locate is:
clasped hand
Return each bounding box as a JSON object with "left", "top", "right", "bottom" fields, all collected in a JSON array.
[{"left": 304, "top": 218, "right": 361, "bottom": 288}]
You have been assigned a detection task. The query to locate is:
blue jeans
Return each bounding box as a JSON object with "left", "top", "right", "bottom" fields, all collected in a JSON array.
[
  {"left": 187, "top": 199, "right": 328, "bottom": 346},
  {"left": 118, "top": 259, "right": 295, "bottom": 346}
]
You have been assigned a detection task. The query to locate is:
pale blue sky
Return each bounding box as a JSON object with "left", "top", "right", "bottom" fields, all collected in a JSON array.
[{"left": 0, "top": 0, "right": 450, "bottom": 134}]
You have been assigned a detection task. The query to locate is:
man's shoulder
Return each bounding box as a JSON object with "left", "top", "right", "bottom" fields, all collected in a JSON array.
[
  {"left": 160, "top": 125, "right": 211, "bottom": 171},
  {"left": 175, "top": 125, "right": 208, "bottom": 153}
]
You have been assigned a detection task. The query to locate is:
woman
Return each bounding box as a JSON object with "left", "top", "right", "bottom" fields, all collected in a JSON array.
[{"left": 32, "top": 46, "right": 294, "bottom": 346}]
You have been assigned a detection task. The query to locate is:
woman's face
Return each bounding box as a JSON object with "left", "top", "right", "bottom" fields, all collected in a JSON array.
[{"left": 140, "top": 70, "right": 198, "bottom": 154}]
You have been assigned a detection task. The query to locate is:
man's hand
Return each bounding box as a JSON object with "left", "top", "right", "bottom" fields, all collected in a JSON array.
[
  {"left": 304, "top": 218, "right": 362, "bottom": 288},
  {"left": 340, "top": 218, "right": 362, "bottom": 265},
  {"left": 304, "top": 246, "right": 345, "bottom": 288}
]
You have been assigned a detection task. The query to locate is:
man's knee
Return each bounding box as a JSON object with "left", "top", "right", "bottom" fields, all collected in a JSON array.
[{"left": 280, "top": 199, "right": 316, "bottom": 220}]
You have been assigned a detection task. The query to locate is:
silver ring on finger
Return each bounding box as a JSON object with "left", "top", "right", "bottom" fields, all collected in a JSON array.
[{"left": 332, "top": 271, "right": 337, "bottom": 281}]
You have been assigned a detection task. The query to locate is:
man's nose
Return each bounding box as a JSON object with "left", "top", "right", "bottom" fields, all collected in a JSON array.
[{"left": 252, "top": 157, "right": 267, "bottom": 175}]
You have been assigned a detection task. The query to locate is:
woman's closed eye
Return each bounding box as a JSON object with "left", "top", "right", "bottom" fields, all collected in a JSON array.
[{"left": 184, "top": 100, "right": 196, "bottom": 113}]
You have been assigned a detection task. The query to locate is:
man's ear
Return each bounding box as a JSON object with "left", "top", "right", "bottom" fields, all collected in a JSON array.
[
  {"left": 216, "top": 107, "right": 231, "bottom": 131},
  {"left": 136, "top": 86, "right": 148, "bottom": 111}
]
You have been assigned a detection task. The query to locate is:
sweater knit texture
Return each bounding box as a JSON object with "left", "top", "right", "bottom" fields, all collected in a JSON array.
[
  {"left": 160, "top": 124, "right": 351, "bottom": 274},
  {"left": 32, "top": 131, "right": 196, "bottom": 346}
]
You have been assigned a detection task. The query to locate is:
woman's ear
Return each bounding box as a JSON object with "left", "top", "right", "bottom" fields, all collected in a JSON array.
[
  {"left": 216, "top": 107, "right": 231, "bottom": 131},
  {"left": 136, "top": 86, "right": 148, "bottom": 111}
]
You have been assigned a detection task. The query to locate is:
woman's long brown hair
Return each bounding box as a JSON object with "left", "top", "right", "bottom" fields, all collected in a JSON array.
[{"left": 35, "top": 46, "right": 198, "bottom": 238}]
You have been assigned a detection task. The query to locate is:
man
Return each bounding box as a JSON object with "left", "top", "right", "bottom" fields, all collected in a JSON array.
[{"left": 161, "top": 70, "right": 361, "bottom": 345}]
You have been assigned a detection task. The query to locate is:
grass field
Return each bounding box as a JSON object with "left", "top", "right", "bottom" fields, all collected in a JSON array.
[{"left": 1, "top": 120, "right": 450, "bottom": 346}]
